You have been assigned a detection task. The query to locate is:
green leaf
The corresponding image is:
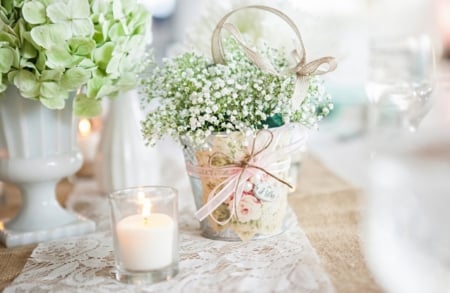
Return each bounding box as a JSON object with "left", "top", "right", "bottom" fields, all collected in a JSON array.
[
  {"left": 61, "top": 67, "right": 91, "bottom": 89},
  {"left": 112, "top": 0, "right": 124, "bottom": 20},
  {"left": 116, "top": 72, "right": 137, "bottom": 89},
  {"left": 108, "top": 22, "right": 126, "bottom": 40},
  {"left": 78, "top": 58, "right": 96, "bottom": 69},
  {"left": 0, "top": 10, "right": 8, "bottom": 25},
  {"left": 128, "top": 7, "right": 150, "bottom": 30},
  {"left": 100, "top": 19, "right": 111, "bottom": 41},
  {"left": 118, "top": 55, "right": 133, "bottom": 74},
  {"left": 105, "top": 55, "right": 121, "bottom": 77},
  {"left": 122, "top": 35, "right": 144, "bottom": 53},
  {"left": 22, "top": 30, "right": 37, "bottom": 49},
  {"left": 41, "top": 0, "right": 56, "bottom": 6},
  {"left": 92, "top": 68, "right": 107, "bottom": 78},
  {"left": 12, "top": 47, "right": 20, "bottom": 68},
  {"left": 47, "top": 0, "right": 93, "bottom": 37},
  {"left": 13, "top": 69, "right": 40, "bottom": 98},
  {"left": 0, "top": 47, "right": 14, "bottom": 73},
  {"left": 86, "top": 75, "right": 108, "bottom": 98},
  {"left": 46, "top": 2, "right": 70, "bottom": 22},
  {"left": 71, "top": 19, "right": 94, "bottom": 37},
  {"left": 20, "top": 59, "right": 37, "bottom": 71},
  {"left": 22, "top": 1, "right": 47, "bottom": 24},
  {"left": 93, "top": 42, "right": 114, "bottom": 70},
  {"left": 92, "top": 26, "right": 105, "bottom": 44},
  {"left": 36, "top": 51, "right": 46, "bottom": 71},
  {"left": 68, "top": 37, "right": 95, "bottom": 56},
  {"left": 41, "top": 69, "right": 63, "bottom": 81},
  {"left": 97, "top": 83, "right": 118, "bottom": 98},
  {"left": 7, "top": 70, "right": 18, "bottom": 84},
  {"left": 70, "top": 55, "right": 83, "bottom": 67},
  {"left": 69, "top": 0, "right": 90, "bottom": 18},
  {"left": 13, "top": 19, "right": 26, "bottom": 44},
  {"left": 91, "top": 0, "right": 109, "bottom": 14},
  {"left": 40, "top": 94, "right": 66, "bottom": 109},
  {"left": 0, "top": 31, "right": 18, "bottom": 46},
  {"left": 85, "top": 72, "right": 118, "bottom": 99},
  {"left": 39, "top": 82, "right": 67, "bottom": 109},
  {"left": 262, "top": 113, "right": 284, "bottom": 128},
  {"left": 20, "top": 39, "right": 38, "bottom": 59},
  {"left": 46, "top": 46, "right": 73, "bottom": 69},
  {"left": 73, "top": 93, "right": 101, "bottom": 117},
  {"left": 2, "top": 0, "right": 13, "bottom": 14},
  {"left": 30, "top": 24, "right": 71, "bottom": 49}
]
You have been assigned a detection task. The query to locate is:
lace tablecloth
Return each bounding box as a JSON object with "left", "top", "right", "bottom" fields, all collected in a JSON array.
[{"left": 5, "top": 180, "right": 334, "bottom": 293}]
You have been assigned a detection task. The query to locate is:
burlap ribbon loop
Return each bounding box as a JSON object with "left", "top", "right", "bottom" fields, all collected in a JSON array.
[{"left": 211, "top": 5, "right": 337, "bottom": 103}]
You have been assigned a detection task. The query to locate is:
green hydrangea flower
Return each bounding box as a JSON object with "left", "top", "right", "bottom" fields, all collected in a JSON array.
[{"left": 0, "top": 0, "right": 151, "bottom": 117}]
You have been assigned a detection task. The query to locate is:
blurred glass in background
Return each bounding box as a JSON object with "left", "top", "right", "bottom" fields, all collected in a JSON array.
[
  {"left": 366, "top": 35, "right": 435, "bottom": 134},
  {"left": 363, "top": 128, "right": 450, "bottom": 293},
  {"left": 366, "top": 0, "right": 437, "bottom": 138}
]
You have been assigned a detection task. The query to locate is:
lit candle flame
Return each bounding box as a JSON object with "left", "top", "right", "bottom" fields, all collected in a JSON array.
[
  {"left": 137, "top": 191, "right": 151, "bottom": 223},
  {"left": 0, "top": 221, "right": 4, "bottom": 230},
  {"left": 78, "top": 119, "right": 92, "bottom": 137},
  {"left": 142, "top": 199, "right": 152, "bottom": 225},
  {"left": 143, "top": 200, "right": 151, "bottom": 218},
  {"left": 137, "top": 191, "right": 146, "bottom": 204}
]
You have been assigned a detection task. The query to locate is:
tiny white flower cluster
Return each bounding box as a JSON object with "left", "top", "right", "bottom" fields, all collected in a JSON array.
[{"left": 141, "top": 38, "right": 332, "bottom": 145}]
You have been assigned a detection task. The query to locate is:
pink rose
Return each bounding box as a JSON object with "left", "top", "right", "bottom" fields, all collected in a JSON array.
[{"left": 236, "top": 194, "right": 262, "bottom": 223}]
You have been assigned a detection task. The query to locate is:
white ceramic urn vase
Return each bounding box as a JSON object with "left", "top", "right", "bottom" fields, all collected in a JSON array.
[{"left": 0, "top": 87, "right": 95, "bottom": 247}]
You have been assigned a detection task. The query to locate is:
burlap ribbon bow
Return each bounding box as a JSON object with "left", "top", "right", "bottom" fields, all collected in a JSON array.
[{"left": 211, "top": 5, "right": 337, "bottom": 104}]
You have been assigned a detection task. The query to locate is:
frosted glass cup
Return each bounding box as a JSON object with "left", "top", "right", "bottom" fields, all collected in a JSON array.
[{"left": 109, "top": 186, "right": 179, "bottom": 284}]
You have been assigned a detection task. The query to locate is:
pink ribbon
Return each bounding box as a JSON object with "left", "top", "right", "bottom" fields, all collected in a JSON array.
[{"left": 186, "top": 127, "right": 308, "bottom": 225}]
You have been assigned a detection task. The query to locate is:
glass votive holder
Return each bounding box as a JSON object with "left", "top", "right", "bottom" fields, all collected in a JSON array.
[{"left": 109, "top": 186, "right": 179, "bottom": 285}]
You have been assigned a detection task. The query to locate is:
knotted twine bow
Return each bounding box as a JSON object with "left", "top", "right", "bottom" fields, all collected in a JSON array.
[
  {"left": 189, "top": 128, "right": 308, "bottom": 224},
  {"left": 211, "top": 5, "right": 337, "bottom": 105}
]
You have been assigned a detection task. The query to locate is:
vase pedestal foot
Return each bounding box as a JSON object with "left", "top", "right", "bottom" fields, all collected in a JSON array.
[
  {"left": 0, "top": 179, "right": 96, "bottom": 247},
  {"left": 0, "top": 216, "right": 95, "bottom": 248}
]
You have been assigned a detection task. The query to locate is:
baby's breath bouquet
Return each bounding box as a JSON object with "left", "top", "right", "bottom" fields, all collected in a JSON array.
[
  {"left": 141, "top": 38, "right": 333, "bottom": 146},
  {"left": 141, "top": 5, "right": 336, "bottom": 241},
  {"left": 0, "top": 0, "right": 151, "bottom": 117}
]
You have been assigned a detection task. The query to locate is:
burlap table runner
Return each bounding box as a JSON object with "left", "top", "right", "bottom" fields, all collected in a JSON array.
[
  {"left": 289, "top": 155, "right": 381, "bottom": 293},
  {"left": 0, "top": 244, "right": 36, "bottom": 291},
  {"left": 0, "top": 156, "right": 381, "bottom": 292}
]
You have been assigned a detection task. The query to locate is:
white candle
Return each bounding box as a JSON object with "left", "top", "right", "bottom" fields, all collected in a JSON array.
[
  {"left": 77, "top": 118, "right": 100, "bottom": 162},
  {"left": 116, "top": 212, "right": 175, "bottom": 271}
]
